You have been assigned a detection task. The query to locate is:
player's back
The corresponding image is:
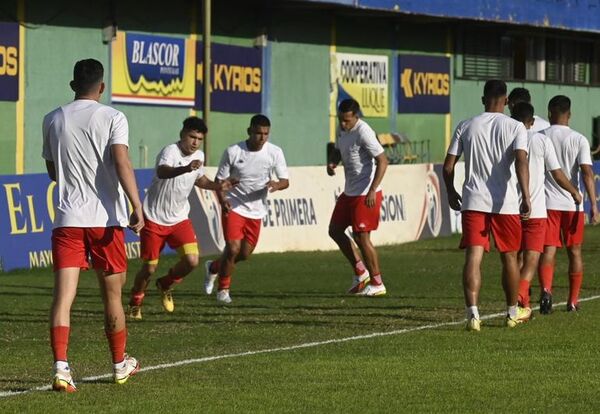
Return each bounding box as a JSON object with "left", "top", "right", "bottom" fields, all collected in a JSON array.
[
  {"left": 42, "top": 99, "right": 129, "bottom": 228},
  {"left": 528, "top": 131, "right": 559, "bottom": 218}
]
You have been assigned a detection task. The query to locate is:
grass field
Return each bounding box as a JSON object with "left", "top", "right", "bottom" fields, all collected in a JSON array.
[{"left": 2, "top": 228, "right": 600, "bottom": 413}]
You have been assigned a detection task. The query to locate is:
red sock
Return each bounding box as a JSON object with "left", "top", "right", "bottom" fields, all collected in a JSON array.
[
  {"left": 158, "top": 269, "right": 184, "bottom": 290},
  {"left": 371, "top": 274, "right": 383, "bottom": 285},
  {"left": 518, "top": 279, "right": 531, "bottom": 307},
  {"left": 354, "top": 260, "right": 367, "bottom": 276},
  {"left": 538, "top": 264, "right": 554, "bottom": 293},
  {"left": 218, "top": 275, "right": 231, "bottom": 290},
  {"left": 568, "top": 272, "right": 583, "bottom": 305},
  {"left": 51, "top": 326, "right": 70, "bottom": 362},
  {"left": 209, "top": 260, "right": 220, "bottom": 274},
  {"left": 130, "top": 291, "right": 145, "bottom": 306},
  {"left": 105, "top": 329, "right": 127, "bottom": 364}
]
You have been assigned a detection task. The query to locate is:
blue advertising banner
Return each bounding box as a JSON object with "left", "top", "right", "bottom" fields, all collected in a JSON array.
[
  {"left": 0, "top": 170, "right": 156, "bottom": 272},
  {"left": 0, "top": 22, "right": 19, "bottom": 101},
  {"left": 398, "top": 55, "right": 450, "bottom": 114},
  {"left": 195, "top": 43, "right": 262, "bottom": 113}
]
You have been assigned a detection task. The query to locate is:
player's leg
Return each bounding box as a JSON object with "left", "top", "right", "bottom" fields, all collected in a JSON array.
[
  {"left": 215, "top": 239, "right": 241, "bottom": 304},
  {"left": 538, "top": 210, "right": 562, "bottom": 314},
  {"left": 519, "top": 250, "right": 541, "bottom": 308},
  {"left": 564, "top": 211, "right": 585, "bottom": 311},
  {"left": 354, "top": 231, "right": 386, "bottom": 296},
  {"left": 518, "top": 218, "right": 546, "bottom": 309}
]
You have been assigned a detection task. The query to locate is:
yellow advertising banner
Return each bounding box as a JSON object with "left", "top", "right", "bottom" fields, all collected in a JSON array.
[
  {"left": 111, "top": 31, "right": 195, "bottom": 106},
  {"left": 330, "top": 52, "right": 388, "bottom": 118}
]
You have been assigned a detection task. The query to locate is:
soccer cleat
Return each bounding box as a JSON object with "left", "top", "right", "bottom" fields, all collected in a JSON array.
[
  {"left": 566, "top": 303, "right": 580, "bottom": 312},
  {"left": 347, "top": 270, "right": 370, "bottom": 294},
  {"left": 216, "top": 289, "right": 232, "bottom": 304},
  {"left": 114, "top": 354, "right": 140, "bottom": 385},
  {"left": 357, "top": 283, "right": 386, "bottom": 297},
  {"left": 127, "top": 305, "right": 142, "bottom": 320},
  {"left": 539, "top": 290, "right": 553, "bottom": 315},
  {"left": 465, "top": 317, "right": 481, "bottom": 332},
  {"left": 506, "top": 307, "right": 531, "bottom": 328},
  {"left": 52, "top": 369, "right": 77, "bottom": 393},
  {"left": 156, "top": 280, "right": 174, "bottom": 313},
  {"left": 204, "top": 260, "right": 218, "bottom": 295}
]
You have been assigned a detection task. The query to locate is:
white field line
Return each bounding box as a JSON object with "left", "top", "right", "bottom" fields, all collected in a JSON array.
[{"left": 2, "top": 294, "right": 600, "bottom": 399}]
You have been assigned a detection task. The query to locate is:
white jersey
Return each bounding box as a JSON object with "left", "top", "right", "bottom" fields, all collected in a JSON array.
[
  {"left": 532, "top": 115, "right": 551, "bottom": 133},
  {"left": 335, "top": 119, "right": 385, "bottom": 196},
  {"left": 42, "top": 99, "right": 130, "bottom": 228},
  {"left": 447, "top": 112, "right": 528, "bottom": 214},
  {"left": 143, "top": 143, "right": 205, "bottom": 226},
  {"left": 527, "top": 131, "right": 561, "bottom": 219},
  {"left": 216, "top": 141, "right": 288, "bottom": 219},
  {"left": 544, "top": 125, "right": 592, "bottom": 211}
]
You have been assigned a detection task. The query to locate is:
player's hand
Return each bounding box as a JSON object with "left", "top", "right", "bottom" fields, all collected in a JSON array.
[
  {"left": 219, "top": 178, "right": 237, "bottom": 192},
  {"left": 128, "top": 206, "right": 145, "bottom": 234},
  {"left": 448, "top": 190, "right": 462, "bottom": 211},
  {"left": 266, "top": 180, "right": 280, "bottom": 193},
  {"left": 326, "top": 163, "right": 337, "bottom": 176},
  {"left": 520, "top": 197, "right": 531, "bottom": 221},
  {"left": 221, "top": 200, "right": 233, "bottom": 214},
  {"left": 187, "top": 160, "right": 202, "bottom": 172},
  {"left": 590, "top": 208, "right": 600, "bottom": 225},
  {"left": 365, "top": 189, "right": 376, "bottom": 208},
  {"left": 571, "top": 191, "right": 583, "bottom": 205}
]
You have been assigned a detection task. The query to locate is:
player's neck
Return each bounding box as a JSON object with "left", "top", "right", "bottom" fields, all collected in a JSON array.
[
  {"left": 245, "top": 139, "right": 263, "bottom": 152},
  {"left": 74, "top": 93, "right": 100, "bottom": 101},
  {"left": 550, "top": 117, "right": 569, "bottom": 126}
]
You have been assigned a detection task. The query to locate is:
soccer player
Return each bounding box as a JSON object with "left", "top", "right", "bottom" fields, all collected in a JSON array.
[
  {"left": 42, "top": 59, "right": 144, "bottom": 392},
  {"left": 509, "top": 102, "right": 582, "bottom": 313},
  {"left": 203, "top": 115, "right": 289, "bottom": 304},
  {"left": 537, "top": 95, "right": 600, "bottom": 313},
  {"left": 443, "top": 79, "right": 531, "bottom": 331},
  {"left": 127, "top": 117, "right": 234, "bottom": 320},
  {"left": 507, "top": 87, "right": 551, "bottom": 132},
  {"left": 327, "top": 98, "right": 388, "bottom": 296}
]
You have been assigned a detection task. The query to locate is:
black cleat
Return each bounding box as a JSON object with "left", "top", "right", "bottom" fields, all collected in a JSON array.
[
  {"left": 539, "top": 290, "right": 553, "bottom": 314},
  {"left": 566, "top": 303, "right": 580, "bottom": 312}
]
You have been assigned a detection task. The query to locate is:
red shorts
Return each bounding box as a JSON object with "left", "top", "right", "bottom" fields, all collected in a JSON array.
[
  {"left": 330, "top": 191, "right": 383, "bottom": 233},
  {"left": 52, "top": 227, "right": 126, "bottom": 273},
  {"left": 223, "top": 211, "right": 262, "bottom": 246},
  {"left": 521, "top": 218, "right": 547, "bottom": 253},
  {"left": 460, "top": 210, "right": 521, "bottom": 253},
  {"left": 140, "top": 218, "right": 198, "bottom": 264},
  {"left": 544, "top": 210, "right": 584, "bottom": 247}
]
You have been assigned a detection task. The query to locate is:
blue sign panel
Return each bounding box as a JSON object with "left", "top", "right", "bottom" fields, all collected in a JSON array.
[
  {"left": 0, "top": 22, "right": 19, "bottom": 101},
  {"left": 195, "top": 43, "right": 262, "bottom": 113},
  {"left": 397, "top": 55, "right": 450, "bottom": 114}
]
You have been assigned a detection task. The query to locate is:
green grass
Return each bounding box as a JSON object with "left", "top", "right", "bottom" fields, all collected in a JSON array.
[{"left": 2, "top": 228, "right": 600, "bottom": 413}]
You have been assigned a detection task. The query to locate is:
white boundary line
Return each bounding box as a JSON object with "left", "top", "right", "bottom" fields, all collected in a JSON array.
[{"left": 2, "top": 294, "right": 600, "bottom": 399}]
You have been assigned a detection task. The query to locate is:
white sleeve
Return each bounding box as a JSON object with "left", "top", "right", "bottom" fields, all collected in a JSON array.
[
  {"left": 109, "top": 111, "right": 129, "bottom": 147},
  {"left": 273, "top": 148, "right": 289, "bottom": 179},
  {"left": 543, "top": 138, "right": 561, "bottom": 171},
  {"left": 42, "top": 114, "right": 53, "bottom": 161},
  {"left": 156, "top": 145, "right": 176, "bottom": 167},
  {"left": 447, "top": 123, "right": 463, "bottom": 156},
  {"left": 360, "top": 127, "right": 384, "bottom": 157},
  {"left": 215, "top": 149, "right": 231, "bottom": 180},
  {"left": 512, "top": 123, "right": 528, "bottom": 152},
  {"left": 577, "top": 135, "right": 593, "bottom": 166},
  {"left": 197, "top": 151, "right": 205, "bottom": 179}
]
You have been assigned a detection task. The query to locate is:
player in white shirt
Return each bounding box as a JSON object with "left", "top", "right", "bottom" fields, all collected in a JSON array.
[
  {"left": 508, "top": 87, "right": 551, "bottom": 132},
  {"left": 204, "top": 115, "right": 289, "bottom": 304},
  {"left": 42, "top": 59, "right": 143, "bottom": 392},
  {"left": 443, "top": 80, "right": 531, "bottom": 331},
  {"left": 127, "top": 117, "right": 233, "bottom": 320},
  {"left": 327, "top": 99, "right": 388, "bottom": 296},
  {"left": 509, "top": 102, "right": 581, "bottom": 313},
  {"left": 537, "top": 95, "right": 600, "bottom": 314}
]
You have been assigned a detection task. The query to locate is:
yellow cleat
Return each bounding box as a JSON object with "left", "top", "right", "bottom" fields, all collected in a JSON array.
[
  {"left": 155, "top": 280, "right": 174, "bottom": 313},
  {"left": 465, "top": 317, "right": 481, "bottom": 332},
  {"left": 127, "top": 305, "right": 142, "bottom": 320},
  {"left": 507, "top": 306, "right": 532, "bottom": 328}
]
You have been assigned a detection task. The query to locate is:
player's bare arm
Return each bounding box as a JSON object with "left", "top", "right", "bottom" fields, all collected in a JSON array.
[
  {"left": 214, "top": 178, "right": 233, "bottom": 213},
  {"left": 442, "top": 153, "right": 462, "bottom": 211},
  {"left": 112, "top": 144, "right": 145, "bottom": 233},
  {"left": 195, "top": 175, "right": 236, "bottom": 192},
  {"left": 157, "top": 159, "right": 202, "bottom": 179},
  {"left": 266, "top": 178, "right": 290, "bottom": 193},
  {"left": 45, "top": 160, "right": 57, "bottom": 182},
  {"left": 326, "top": 147, "right": 342, "bottom": 176},
  {"left": 581, "top": 164, "right": 600, "bottom": 224},
  {"left": 549, "top": 168, "right": 582, "bottom": 204},
  {"left": 515, "top": 148, "right": 531, "bottom": 220},
  {"left": 365, "top": 153, "right": 388, "bottom": 208}
]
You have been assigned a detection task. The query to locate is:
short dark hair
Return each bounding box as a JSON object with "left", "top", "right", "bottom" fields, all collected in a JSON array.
[
  {"left": 182, "top": 116, "right": 207, "bottom": 134},
  {"left": 338, "top": 98, "right": 360, "bottom": 115},
  {"left": 72, "top": 59, "right": 104, "bottom": 93},
  {"left": 249, "top": 114, "right": 271, "bottom": 128},
  {"left": 511, "top": 102, "right": 534, "bottom": 123},
  {"left": 483, "top": 79, "right": 507, "bottom": 100},
  {"left": 508, "top": 87, "right": 531, "bottom": 104},
  {"left": 548, "top": 95, "right": 571, "bottom": 115}
]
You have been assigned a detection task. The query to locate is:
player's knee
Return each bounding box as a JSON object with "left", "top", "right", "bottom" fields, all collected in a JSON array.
[
  {"left": 355, "top": 231, "right": 371, "bottom": 246},
  {"left": 328, "top": 226, "right": 342, "bottom": 240},
  {"left": 145, "top": 263, "right": 158, "bottom": 276},
  {"left": 226, "top": 244, "right": 241, "bottom": 259},
  {"left": 184, "top": 254, "right": 199, "bottom": 268}
]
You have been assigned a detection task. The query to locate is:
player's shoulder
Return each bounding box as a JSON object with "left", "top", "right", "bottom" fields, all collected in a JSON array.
[
  {"left": 355, "top": 119, "right": 376, "bottom": 136},
  {"left": 95, "top": 102, "right": 126, "bottom": 120},
  {"left": 43, "top": 106, "right": 63, "bottom": 124},
  {"left": 265, "top": 141, "right": 284, "bottom": 154}
]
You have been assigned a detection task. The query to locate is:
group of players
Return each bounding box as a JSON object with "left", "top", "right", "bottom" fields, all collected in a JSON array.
[
  {"left": 443, "top": 80, "right": 599, "bottom": 331},
  {"left": 42, "top": 59, "right": 389, "bottom": 392}
]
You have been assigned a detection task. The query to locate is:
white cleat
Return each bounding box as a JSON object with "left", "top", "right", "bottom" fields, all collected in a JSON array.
[
  {"left": 347, "top": 270, "right": 370, "bottom": 294},
  {"left": 216, "top": 289, "right": 232, "bottom": 304},
  {"left": 114, "top": 354, "right": 140, "bottom": 385},
  {"left": 204, "top": 260, "right": 218, "bottom": 295},
  {"left": 357, "top": 283, "right": 387, "bottom": 297}
]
